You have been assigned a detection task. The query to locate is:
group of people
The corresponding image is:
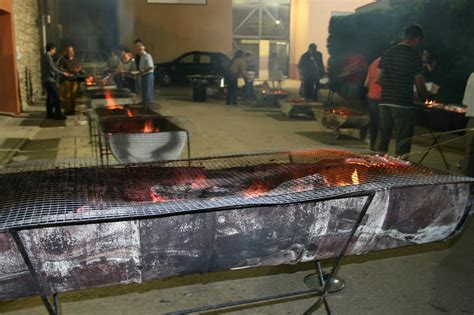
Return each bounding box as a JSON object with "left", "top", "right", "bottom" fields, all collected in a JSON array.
[
  {"left": 41, "top": 39, "right": 156, "bottom": 119},
  {"left": 225, "top": 51, "right": 287, "bottom": 105}
]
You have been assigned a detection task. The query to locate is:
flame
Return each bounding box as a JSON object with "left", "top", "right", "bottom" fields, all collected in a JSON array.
[
  {"left": 127, "top": 109, "right": 134, "bottom": 117},
  {"left": 85, "top": 76, "right": 94, "bottom": 86},
  {"left": 351, "top": 169, "right": 360, "bottom": 185},
  {"left": 190, "top": 175, "right": 207, "bottom": 189},
  {"left": 243, "top": 181, "right": 269, "bottom": 198},
  {"left": 142, "top": 120, "right": 159, "bottom": 133},
  {"left": 151, "top": 192, "right": 169, "bottom": 203},
  {"left": 104, "top": 89, "right": 124, "bottom": 110},
  {"left": 424, "top": 100, "right": 436, "bottom": 107},
  {"left": 330, "top": 108, "right": 352, "bottom": 116}
]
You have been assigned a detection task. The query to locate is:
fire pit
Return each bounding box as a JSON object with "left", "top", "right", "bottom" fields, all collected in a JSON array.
[
  {"left": 313, "top": 107, "right": 370, "bottom": 140},
  {"left": 87, "top": 105, "right": 158, "bottom": 165},
  {"left": 255, "top": 85, "right": 289, "bottom": 107},
  {"left": 82, "top": 75, "right": 117, "bottom": 91},
  {"left": 0, "top": 148, "right": 472, "bottom": 312},
  {"left": 281, "top": 98, "right": 325, "bottom": 119},
  {"left": 415, "top": 101, "right": 468, "bottom": 133},
  {"left": 414, "top": 101, "right": 469, "bottom": 170},
  {"left": 86, "top": 88, "right": 134, "bottom": 109},
  {"left": 99, "top": 116, "right": 189, "bottom": 164}
]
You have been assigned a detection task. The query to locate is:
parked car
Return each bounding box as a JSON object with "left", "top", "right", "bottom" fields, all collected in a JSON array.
[{"left": 155, "top": 51, "right": 231, "bottom": 86}]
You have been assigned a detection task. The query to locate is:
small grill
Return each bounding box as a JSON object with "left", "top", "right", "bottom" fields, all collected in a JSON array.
[
  {"left": 415, "top": 101, "right": 468, "bottom": 133},
  {"left": 99, "top": 116, "right": 189, "bottom": 164},
  {"left": 0, "top": 148, "right": 471, "bottom": 312},
  {"left": 313, "top": 107, "right": 370, "bottom": 140},
  {"left": 414, "top": 102, "right": 469, "bottom": 170}
]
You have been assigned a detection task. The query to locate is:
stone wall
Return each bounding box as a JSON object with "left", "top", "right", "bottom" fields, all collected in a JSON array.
[{"left": 12, "top": 0, "right": 42, "bottom": 111}]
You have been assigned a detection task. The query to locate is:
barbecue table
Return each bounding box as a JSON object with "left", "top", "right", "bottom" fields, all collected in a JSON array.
[
  {"left": 414, "top": 102, "right": 468, "bottom": 169},
  {"left": 0, "top": 149, "right": 472, "bottom": 315}
]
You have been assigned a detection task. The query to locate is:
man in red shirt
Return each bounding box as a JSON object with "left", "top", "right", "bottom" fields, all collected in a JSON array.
[{"left": 364, "top": 57, "right": 382, "bottom": 151}]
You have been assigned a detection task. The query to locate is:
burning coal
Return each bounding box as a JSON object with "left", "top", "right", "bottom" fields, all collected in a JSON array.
[{"left": 147, "top": 153, "right": 413, "bottom": 203}]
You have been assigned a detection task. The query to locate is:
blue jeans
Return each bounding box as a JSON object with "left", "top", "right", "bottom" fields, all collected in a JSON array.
[{"left": 141, "top": 73, "right": 154, "bottom": 111}]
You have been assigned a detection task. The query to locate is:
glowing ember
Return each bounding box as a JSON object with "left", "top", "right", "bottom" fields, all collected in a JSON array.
[
  {"left": 151, "top": 192, "right": 169, "bottom": 203},
  {"left": 425, "top": 100, "right": 435, "bottom": 107},
  {"left": 191, "top": 175, "right": 208, "bottom": 189},
  {"left": 142, "top": 120, "right": 159, "bottom": 133},
  {"left": 145, "top": 151, "right": 416, "bottom": 203},
  {"left": 243, "top": 181, "right": 269, "bottom": 198},
  {"left": 85, "top": 76, "right": 94, "bottom": 86},
  {"left": 127, "top": 109, "right": 134, "bottom": 117},
  {"left": 352, "top": 169, "right": 360, "bottom": 185},
  {"left": 329, "top": 108, "right": 353, "bottom": 116},
  {"left": 104, "top": 90, "right": 124, "bottom": 110}
]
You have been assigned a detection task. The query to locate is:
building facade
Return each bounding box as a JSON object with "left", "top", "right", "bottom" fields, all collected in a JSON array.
[
  {"left": 0, "top": 0, "right": 376, "bottom": 115},
  {"left": 0, "top": 0, "right": 42, "bottom": 113},
  {"left": 117, "top": 0, "right": 374, "bottom": 80}
]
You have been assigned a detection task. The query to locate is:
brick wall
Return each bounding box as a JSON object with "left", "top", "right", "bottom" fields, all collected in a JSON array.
[{"left": 12, "top": 0, "right": 42, "bottom": 110}]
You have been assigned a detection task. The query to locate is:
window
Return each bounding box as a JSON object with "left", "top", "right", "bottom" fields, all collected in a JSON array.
[
  {"left": 232, "top": 0, "right": 290, "bottom": 76},
  {"left": 199, "top": 54, "right": 212, "bottom": 64},
  {"left": 179, "top": 54, "right": 195, "bottom": 64}
]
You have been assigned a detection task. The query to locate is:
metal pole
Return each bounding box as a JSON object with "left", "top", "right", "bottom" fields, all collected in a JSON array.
[
  {"left": 303, "top": 192, "right": 375, "bottom": 314},
  {"left": 10, "top": 230, "right": 57, "bottom": 315}
]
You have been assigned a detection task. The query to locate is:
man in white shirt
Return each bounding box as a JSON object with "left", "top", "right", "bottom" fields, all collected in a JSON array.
[
  {"left": 137, "top": 43, "right": 155, "bottom": 110},
  {"left": 463, "top": 73, "right": 474, "bottom": 176}
]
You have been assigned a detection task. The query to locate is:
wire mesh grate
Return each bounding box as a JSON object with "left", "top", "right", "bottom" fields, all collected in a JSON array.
[{"left": 0, "top": 148, "right": 472, "bottom": 231}]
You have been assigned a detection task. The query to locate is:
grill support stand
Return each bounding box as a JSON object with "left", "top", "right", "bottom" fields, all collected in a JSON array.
[
  {"left": 11, "top": 230, "right": 59, "bottom": 315},
  {"left": 7, "top": 191, "right": 375, "bottom": 315},
  {"left": 417, "top": 129, "right": 450, "bottom": 170},
  {"left": 166, "top": 191, "right": 375, "bottom": 315}
]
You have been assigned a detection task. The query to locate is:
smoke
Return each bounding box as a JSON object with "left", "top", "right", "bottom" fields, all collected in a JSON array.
[{"left": 57, "top": 0, "right": 119, "bottom": 52}]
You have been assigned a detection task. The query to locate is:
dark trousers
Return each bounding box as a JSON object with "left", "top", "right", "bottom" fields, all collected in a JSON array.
[
  {"left": 367, "top": 98, "right": 380, "bottom": 151},
  {"left": 378, "top": 105, "right": 416, "bottom": 157},
  {"left": 226, "top": 75, "right": 238, "bottom": 105},
  {"left": 302, "top": 78, "right": 319, "bottom": 100},
  {"left": 44, "top": 81, "right": 62, "bottom": 117},
  {"left": 114, "top": 75, "right": 137, "bottom": 94},
  {"left": 464, "top": 118, "right": 474, "bottom": 176}
]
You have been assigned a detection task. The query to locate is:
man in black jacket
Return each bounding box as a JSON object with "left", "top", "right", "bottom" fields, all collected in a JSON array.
[
  {"left": 41, "top": 43, "right": 70, "bottom": 119},
  {"left": 298, "top": 44, "right": 324, "bottom": 100}
]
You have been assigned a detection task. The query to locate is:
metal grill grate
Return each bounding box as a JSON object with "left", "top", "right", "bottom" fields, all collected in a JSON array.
[{"left": 0, "top": 148, "right": 472, "bottom": 231}]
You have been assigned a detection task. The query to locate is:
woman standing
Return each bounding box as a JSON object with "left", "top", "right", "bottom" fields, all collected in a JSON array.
[
  {"left": 58, "top": 46, "right": 84, "bottom": 115},
  {"left": 364, "top": 56, "right": 382, "bottom": 151}
]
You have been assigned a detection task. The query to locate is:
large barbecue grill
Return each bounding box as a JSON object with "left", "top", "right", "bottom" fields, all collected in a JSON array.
[{"left": 0, "top": 148, "right": 472, "bottom": 314}]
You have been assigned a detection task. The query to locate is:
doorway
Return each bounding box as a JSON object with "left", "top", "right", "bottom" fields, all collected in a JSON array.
[{"left": 0, "top": 9, "right": 20, "bottom": 113}]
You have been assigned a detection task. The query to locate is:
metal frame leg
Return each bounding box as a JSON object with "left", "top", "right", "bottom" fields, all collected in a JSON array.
[
  {"left": 10, "top": 230, "right": 59, "bottom": 315},
  {"left": 303, "top": 192, "right": 375, "bottom": 314},
  {"left": 166, "top": 192, "right": 375, "bottom": 315},
  {"left": 418, "top": 129, "right": 450, "bottom": 170}
]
